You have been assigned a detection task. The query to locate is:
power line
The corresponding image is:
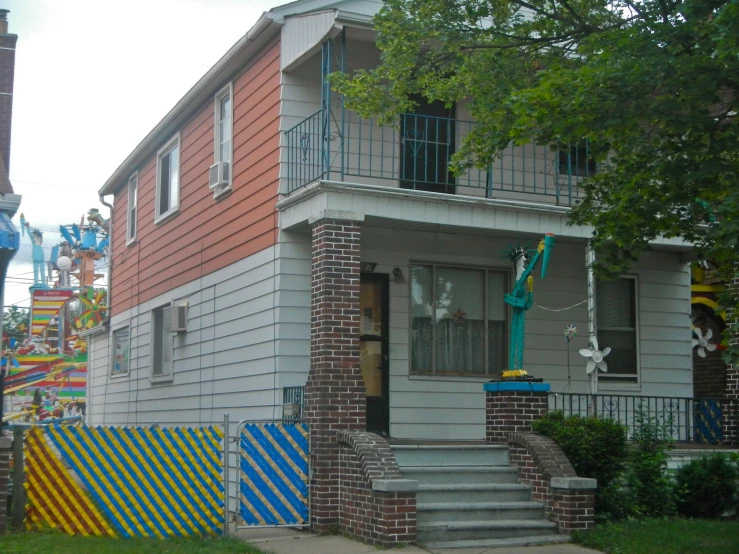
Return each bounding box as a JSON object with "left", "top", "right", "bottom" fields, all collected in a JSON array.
[{"left": 10, "top": 178, "right": 100, "bottom": 192}]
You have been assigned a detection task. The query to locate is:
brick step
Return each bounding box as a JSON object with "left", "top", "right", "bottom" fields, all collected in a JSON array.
[
  {"left": 391, "top": 444, "right": 509, "bottom": 467},
  {"left": 400, "top": 465, "right": 520, "bottom": 485},
  {"left": 424, "top": 534, "right": 570, "bottom": 550},
  {"left": 417, "top": 483, "right": 531, "bottom": 503},
  {"left": 417, "top": 519, "right": 558, "bottom": 542},
  {"left": 417, "top": 500, "right": 546, "bottom": 523}
]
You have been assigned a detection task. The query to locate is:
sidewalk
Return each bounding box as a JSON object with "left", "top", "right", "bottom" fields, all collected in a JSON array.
[{"left": 234, "top": 528, "right": 603, "bottom": 554}]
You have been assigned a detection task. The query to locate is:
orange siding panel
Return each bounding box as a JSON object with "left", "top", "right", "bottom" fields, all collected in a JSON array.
[{"left": 109, "top": 40, "right": 282, "bottom": 316}]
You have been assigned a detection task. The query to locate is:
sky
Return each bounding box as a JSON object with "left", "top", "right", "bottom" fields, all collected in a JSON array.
[{"left": 2, "top": 0, "right": 284, "bottom": 308}]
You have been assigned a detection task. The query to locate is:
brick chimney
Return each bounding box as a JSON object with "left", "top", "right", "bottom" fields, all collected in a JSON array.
[{"left": 0, "top": 9, "right": 16, "bottom": 195}]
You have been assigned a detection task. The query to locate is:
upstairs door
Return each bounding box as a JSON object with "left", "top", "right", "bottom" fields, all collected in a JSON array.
[
  {"left": 359, "top": 274, "right": 390, "bottom": 435},
  {"left": 400, "top": 97, "right": 456, "bottom": 194}
]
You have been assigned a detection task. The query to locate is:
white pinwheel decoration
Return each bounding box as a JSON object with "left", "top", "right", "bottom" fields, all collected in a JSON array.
[
  {"left": 692, "top": 327, "right": 717, "bottom": 358},
  {"left": 579, "top": 337, "right": 611, "bottom": 374}
]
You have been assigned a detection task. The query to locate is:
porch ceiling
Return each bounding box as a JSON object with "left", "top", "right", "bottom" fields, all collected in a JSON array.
[{"left": 276, "top": 180, "right": 692, "bottom": 252}]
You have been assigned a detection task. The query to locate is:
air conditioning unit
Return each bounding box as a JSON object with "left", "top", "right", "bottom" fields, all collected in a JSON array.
[
  {"left": 170, "top": 301, "right": 189, "bottom": 333},
  {"left": 209, "top": 161, "right": 230, "bottom": 189}
]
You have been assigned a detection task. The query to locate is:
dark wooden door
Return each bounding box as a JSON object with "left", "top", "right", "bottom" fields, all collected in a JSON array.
[{"left": 360, "top": 273, "right": 390, "bottom": 435}]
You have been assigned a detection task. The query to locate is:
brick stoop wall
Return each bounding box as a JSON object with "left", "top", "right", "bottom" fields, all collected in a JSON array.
[
  {"left": 508, "top": 433, "right": 595, "bottom": 533},
  {"left": 485, "top": 386, "right": 549, "bottom": 444},
  {"left": 0, "top": 436, "right": 10, "bottom": 534},
  {"left": 337, "top": 431, "right": 417, "bottom": 546},
  {"left": 726, "top": 274, "right": 739, "bottom": 446}
]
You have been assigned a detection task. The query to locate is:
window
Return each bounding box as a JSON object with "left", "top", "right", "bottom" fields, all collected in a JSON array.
[
  {"left": 111, "top": 326, "right": 130, "bottom": 376},
  {"left": 215, "top": 84, "right": 232, "bottom": 165},
  {"left": 155, "top": 135, "right": 180, "bottom": 221},
  {"left": 559, "top": 141, "right": 596, "bottom": 177},
  {"left": 126, "top": 172, "right": 138, "bottom": 244},
  {"left": 151, "top": 305, "right": 173, "bottom": 379},
  {"left": 597, "top": 276, "right": 639, "bottom": 382},
  {"left": 410, "top": 264, "right": 507, "bottom": 375}
]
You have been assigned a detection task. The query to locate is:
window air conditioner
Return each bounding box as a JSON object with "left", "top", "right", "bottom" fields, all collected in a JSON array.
[
  {"left": 209, "top": 161, "right": 230, "bottom": 189},
  {"left": 170, "top": 301, "right": 189, "bottom": 333}
]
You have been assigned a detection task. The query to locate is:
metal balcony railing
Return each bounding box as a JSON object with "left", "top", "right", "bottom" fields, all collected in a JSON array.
[
  {"left": 285, "top": 109, "right": 594, "bottom": 206},
  {"left": 548, "top": 393, "right": 724, "bottom": 444}
]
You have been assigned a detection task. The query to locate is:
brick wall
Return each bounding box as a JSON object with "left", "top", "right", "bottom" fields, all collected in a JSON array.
[
  {"left": 304, "top": 216, "right": 366, "bottom": 530},
  {"left": 486, "top": 390, "right": 549, "bottom": 444},
  {"left": 0, "top": 30, "right": 16, "bottom": 179},
  {"left": 337, "top": 431, "right": 416, "bottom": 546},
  {"left": 0, "top": 436, "right": 10, "bottom": 534},
  {"left": 725, "top": 274, "right": 739, "bottom": 445},
  {"left": 693, "top": 349, "right": 727, "bottom": 399}
]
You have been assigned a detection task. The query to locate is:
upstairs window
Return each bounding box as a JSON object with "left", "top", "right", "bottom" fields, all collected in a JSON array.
[
  {"left": 151, "top": 304, "right": 173, "bottom": 380},
  {"left": 559, "top": 141, "right": 597, "bottom": 177},
  {"left": 597, "top": 276, "right": 639, "bottom": 383},
  {"left": 156, "top": 135, "right": 180, "bottom": 222},
  {"left": 210, "top": 84, "right": 233, "bottom": 197},
  {"left": 126, "top": 172, "right": 138, "bottom": 244}
]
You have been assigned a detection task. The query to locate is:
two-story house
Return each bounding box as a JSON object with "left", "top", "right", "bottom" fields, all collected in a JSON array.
[{"left": 88, "top": 0, "right": 698, "bottom": 440}]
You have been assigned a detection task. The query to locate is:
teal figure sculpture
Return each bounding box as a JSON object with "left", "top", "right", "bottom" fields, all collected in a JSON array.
[
  {"left": 20, "top": 213, "right": 48, "bottom": 288},
  {"left": 503, "top": 233, "right": 555, "bottom": 371}
]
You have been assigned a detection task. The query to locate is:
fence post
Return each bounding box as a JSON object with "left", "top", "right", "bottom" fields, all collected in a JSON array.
[
  {"left": 223, "top": 412, "right": 230, "bottom": 536},
  {"left": 11, "top": 426, "right": 24, "bottom": 529}
]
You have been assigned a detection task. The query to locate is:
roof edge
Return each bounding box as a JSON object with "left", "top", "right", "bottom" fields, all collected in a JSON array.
[{"left": 99, "top": 13, "right": 282, "bottom": 197}]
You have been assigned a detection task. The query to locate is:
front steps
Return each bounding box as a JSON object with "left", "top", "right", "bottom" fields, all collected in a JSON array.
[{"left": 391, "top": 443, "right": 568, "bottom": 550}]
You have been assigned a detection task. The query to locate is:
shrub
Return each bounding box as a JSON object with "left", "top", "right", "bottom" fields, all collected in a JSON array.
[
  {"left": 533, "top": 411, "right": 628, "bottom": 516},
  {"left": 676, "top": 453, "right": 738, "bottom": 519}
]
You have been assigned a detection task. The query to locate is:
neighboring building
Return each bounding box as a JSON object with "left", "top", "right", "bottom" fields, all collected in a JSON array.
[
  {"left": 88, "top": 0, "right": 696, "bottom": 441},
  {"left": 0, "top": 7, "right": 22, "bottom": 418}
]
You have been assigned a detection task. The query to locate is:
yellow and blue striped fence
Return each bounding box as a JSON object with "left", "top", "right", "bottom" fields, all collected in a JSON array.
[
  {"left": 25, "top": 424, "right": 225, "bottom": 537},
  {"left": 238, "top": 422, "right": 310, "bottom": 527}
]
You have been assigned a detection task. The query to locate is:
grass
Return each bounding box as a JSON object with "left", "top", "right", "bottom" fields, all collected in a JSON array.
[
  {"left": 573, "top": 518, "right": 739, "bottom": 554},
  {"left": 0, "top": 532, "right": 272, "bottom": 554}
]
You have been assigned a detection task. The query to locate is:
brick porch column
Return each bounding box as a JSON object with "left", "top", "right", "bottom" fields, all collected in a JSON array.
[
  {"left": 0, "top": 436, "right": 11, "bottom": 534},
  {"left": 725, "top": 275, "right": 739, "bottom": 446},
  {"left": 304, "top": 211, "right": 366, "bottom": 531},
  {"left": 485, "top": 381, "right": 550, "bottom": 444}
]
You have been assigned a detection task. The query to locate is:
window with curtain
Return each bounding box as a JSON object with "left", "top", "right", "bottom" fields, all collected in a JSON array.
[
  {"left": 597, "top": 276, "right": 639, "bottom": 382},
  {"left": 411, "top": 264, "right": 507, "bottom": 375},
  {"left": 111, "top": 326, "right": 130, "bottom": 376}
]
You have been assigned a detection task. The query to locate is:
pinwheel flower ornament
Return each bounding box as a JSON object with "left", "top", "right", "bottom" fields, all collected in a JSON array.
[
  {"left": 692, "top": 327, "right": 716, "bottom": 358},
  {"left": 579, "top": 337, "right": 611, "bottom": 374}
]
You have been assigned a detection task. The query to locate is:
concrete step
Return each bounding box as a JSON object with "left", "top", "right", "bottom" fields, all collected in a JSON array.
[
  {"left": 391, "top": 444, "right": 509, "bottom": 468},
  {"left": 401, "top": 465, "right": 520, "bottom": 485},
  {"left": 417, "top": 483, "right": 531, "bottom": 503},
  {"left": 418, "top": 519, "right": 559, "bottom": 542},
  {"left": 424, "top": 533, "right": 570, "bottom": 550},
  {"left": 417, "top": 501, "right": 546, "bottom": 523}
]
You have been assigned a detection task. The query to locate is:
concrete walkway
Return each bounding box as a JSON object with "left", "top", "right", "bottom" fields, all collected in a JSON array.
[{"left": 234, "top": 528, "right": 603, "bottom": 554}]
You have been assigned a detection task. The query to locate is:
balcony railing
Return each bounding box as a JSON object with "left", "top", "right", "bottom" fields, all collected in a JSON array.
[
  {"left": 285, "top": 109, "right": 594, "bottom": 206},
  {"left": 549, "top": 393, "right": 724, "bottom": 444}
]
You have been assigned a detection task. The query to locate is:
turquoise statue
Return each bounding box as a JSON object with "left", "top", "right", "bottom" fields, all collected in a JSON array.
[
  {"left": 20, "top": 213, "right": 48, "bottom": 288},
  {"left": 503, "top": 233, "right": 555, "bottom": 372}
]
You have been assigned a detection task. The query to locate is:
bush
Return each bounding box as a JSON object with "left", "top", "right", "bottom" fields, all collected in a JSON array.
[
  {"left": 676, "top": 453, "right": 739, "bottom": 519},
  {"left": 624, "top": 408, "right": 677, "bottom": 517},
  {"left": 533, "top": 411, "right": 628, "bottom": 516}
]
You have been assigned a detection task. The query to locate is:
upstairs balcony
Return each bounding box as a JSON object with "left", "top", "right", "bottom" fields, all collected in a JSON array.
[{"left": 284, "top": 108, "right": 596, "bottom": 207}]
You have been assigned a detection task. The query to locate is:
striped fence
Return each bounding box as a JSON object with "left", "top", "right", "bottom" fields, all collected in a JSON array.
[{"left": 24, "top": 424, "right": 225, "bottom": 537}]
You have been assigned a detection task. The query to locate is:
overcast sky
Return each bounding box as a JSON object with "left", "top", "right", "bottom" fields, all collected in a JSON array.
[{"left": 2, "top": 0, "right": 284, "bottom": 307}]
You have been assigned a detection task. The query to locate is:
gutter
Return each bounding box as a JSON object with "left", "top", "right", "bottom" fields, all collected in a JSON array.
[{"left": 99, "top": 13, "right": 282, "bottom": 197}]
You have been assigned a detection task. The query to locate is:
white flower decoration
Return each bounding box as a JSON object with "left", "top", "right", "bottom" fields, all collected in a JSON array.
[
  {"left": 579, "top": 337, "right": 611, "bottom": 374},
  {"left": 692, "top": 327, "right": 717, "bottom": 358}
]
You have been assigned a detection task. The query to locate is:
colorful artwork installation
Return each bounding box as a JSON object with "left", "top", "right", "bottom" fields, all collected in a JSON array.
[
  {"left": 503, "top": 233, "right": 555, "bottom": 371},
  {"left": 239, "top": 422, "right": 310, "bottom": 526},
  {"left": 25, "top": 427, "right": 116, "bottom": 536},
  {"left": 30, "top": 288, "right": 74, "bottom": 336},
  {"left": 24, "top": 425, "right": 226, "bottom": 537},
  {"left": 75, "top": 286, "right": 107, "bottom": 330}
]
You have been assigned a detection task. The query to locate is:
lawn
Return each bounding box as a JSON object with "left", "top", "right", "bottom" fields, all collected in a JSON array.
[
  {"left": 574, "top": 518, "right": 739, "bottom": 554},
  {"left": 0, "top": 533, "right": 272, "bottom": 554}
]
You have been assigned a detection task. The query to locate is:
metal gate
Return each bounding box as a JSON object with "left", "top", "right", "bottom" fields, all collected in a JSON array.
[{"left": 234, "top": 420, "right": 310, "bottom": 528}]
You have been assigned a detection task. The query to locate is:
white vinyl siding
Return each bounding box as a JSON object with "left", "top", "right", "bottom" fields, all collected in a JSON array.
[
  {"left": 126, "top": 172, "right": 138, "bottom": 244},
  {"left": 151, "top": 305, "right": 173, "bottom": 380},
  {"left": 155, "top": 135, "right": 180, "bottom": 222}
]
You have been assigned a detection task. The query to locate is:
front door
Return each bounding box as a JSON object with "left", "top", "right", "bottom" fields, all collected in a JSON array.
[{"left": 360, "top": 273, "right": 390, "bottom": 435}]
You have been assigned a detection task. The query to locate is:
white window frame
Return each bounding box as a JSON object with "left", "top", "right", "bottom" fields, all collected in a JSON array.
[
  {"left": 110, "top": 324, "right": 131, "bottom": 377},
  {"left": 155, "top": 133, "right": 181, "bottom": 223},
  {"left": 126, "top": 171, "right": 138, "bottom": 245},
  {"left": 150, "top": 304, "right": 174, "bottom": 382},
  {"left": 408, "top": 262, "right": 509, "bottom": 377},
  {"left": 213, "top": 83, "right": 233, "bottom": 198},
  {"left": 596, "top": 274, "right": 641, "bottom": 387}
]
